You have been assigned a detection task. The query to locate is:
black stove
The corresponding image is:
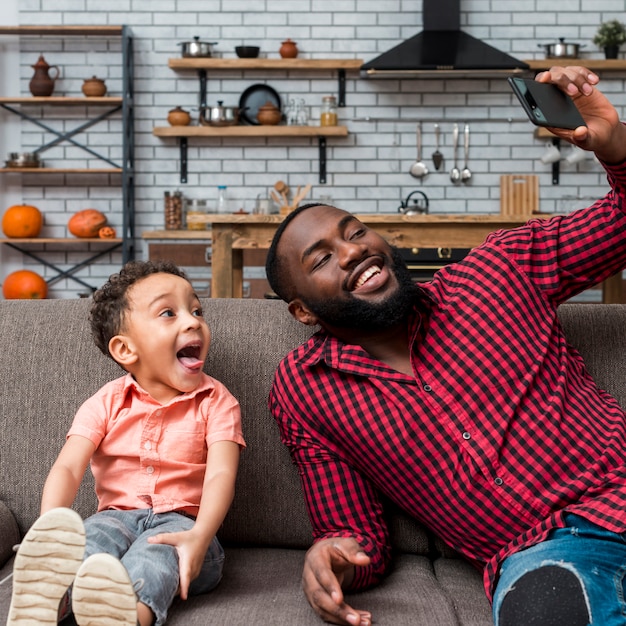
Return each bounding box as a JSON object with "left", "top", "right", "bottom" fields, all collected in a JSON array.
[{"left": 398, "top": 246, "right": 469, "bottom": 281}]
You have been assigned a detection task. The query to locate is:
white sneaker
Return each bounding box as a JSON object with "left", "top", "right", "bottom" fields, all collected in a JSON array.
[
  {"left": 7, "top": 507, "right": 86, "bottom": 625},
  {"left": 72, "top": 553, "right": 137, "bottom": 626}
]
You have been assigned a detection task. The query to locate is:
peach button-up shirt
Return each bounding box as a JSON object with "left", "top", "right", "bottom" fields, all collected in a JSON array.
[{"left": 68, "top": 372, "right": 245, "bottom": 516}]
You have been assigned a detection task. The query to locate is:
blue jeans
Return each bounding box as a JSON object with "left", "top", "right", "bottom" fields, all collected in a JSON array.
[
  {"left": 493, "top": 514, "right": 626, "bottom": 626},
  {"left": 82, "top": 509, "right": 224, "bottom": 626}
]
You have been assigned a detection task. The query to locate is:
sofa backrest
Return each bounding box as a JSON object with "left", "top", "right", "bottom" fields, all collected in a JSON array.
[{"left": 1, "top": 299, "right": 624, "bottom": 557}]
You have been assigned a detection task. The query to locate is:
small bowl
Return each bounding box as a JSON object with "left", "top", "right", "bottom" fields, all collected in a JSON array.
[{"left": 235, "top": 46, "right": 260, "bottom": 58}]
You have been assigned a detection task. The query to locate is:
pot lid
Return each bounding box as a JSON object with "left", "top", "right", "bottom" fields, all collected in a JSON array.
[{"left": 178, "top": 36, "right": 217, "bottom": 45}]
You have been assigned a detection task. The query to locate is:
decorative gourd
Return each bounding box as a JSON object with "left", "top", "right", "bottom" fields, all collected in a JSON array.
[
  {"left": 2, "top": 269, "right": 48, "bottom": 299},
  {"left": 98, "top": 226, "right": 117, "bottom": 239},
  {"left": 1, "top": 204, "right": 43, "bottom": 238},
  {"left": 68, "top": 209, "right": 107, "bottom": 238}
]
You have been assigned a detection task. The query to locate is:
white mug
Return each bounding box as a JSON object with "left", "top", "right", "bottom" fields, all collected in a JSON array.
[
  {"left": 540, "top": 142, "right": 561, "bottom": 164},
  {"left": 565, "top": 145, "right": 587, "bottom": 165}
]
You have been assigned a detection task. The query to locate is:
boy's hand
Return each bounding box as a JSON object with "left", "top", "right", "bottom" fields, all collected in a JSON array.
[{"left": 148, "top": 528, "right": 210, "bottom": 599}]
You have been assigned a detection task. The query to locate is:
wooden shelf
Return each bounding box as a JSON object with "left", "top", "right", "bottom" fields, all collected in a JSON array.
[
  {"left": 1, "top": 237, "right": 122, "bottom": 244},
  {"left": 0, "top": 167, "right": 122, "bottom": 173},
  {"left": 0, "top": 96, "right": 123, "bottom": 105},
  {"left": 142, "top": 230, "right": 212, "bottom": 240},
  {"left": 522, "top": 59, "right": 626, "bottom": 71},
  {"left": 168, "top": 58, "right": 363, "bottom": 71},
  {"left": 153, "top": 125, "right": 349, "bottom": 138},
  {"left": 0, "top": 25, "right": 124, "bottom": 36}
]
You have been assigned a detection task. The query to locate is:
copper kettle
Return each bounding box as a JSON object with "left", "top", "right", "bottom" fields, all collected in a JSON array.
[{"left": 29, "top": 55, "right": 60, "bottom": 97}]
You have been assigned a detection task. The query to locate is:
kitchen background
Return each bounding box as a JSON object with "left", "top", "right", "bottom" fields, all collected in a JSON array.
[{"left": 1, "top": 0, "right": 625, "bottom": 299}]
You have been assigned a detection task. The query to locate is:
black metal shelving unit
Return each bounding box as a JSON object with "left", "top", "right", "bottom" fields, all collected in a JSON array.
[{"left": 0, "top": 25, "right": 135, "bottom": 291}]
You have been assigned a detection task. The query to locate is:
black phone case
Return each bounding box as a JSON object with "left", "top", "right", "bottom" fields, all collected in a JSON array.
[{"left": 508, "top": 76, "right": 586, "bottom": 130}]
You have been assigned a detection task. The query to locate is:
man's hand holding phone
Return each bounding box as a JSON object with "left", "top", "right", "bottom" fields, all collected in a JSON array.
[{"left": 510, "top": 66, "right": 626, "bottom": 164}]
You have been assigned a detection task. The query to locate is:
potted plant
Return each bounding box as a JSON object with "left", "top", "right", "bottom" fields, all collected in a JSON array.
[{"left": 593, "top": 19, "right": 626, "bottom": 58}]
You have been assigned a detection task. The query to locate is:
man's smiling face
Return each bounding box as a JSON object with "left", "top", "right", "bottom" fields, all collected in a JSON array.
[{"left": 277, "top": 205, "right": 420, "bottom": 332}]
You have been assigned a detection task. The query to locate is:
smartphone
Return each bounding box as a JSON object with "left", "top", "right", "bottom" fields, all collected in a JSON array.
[{"left": 508, "top": 76, "right": 586, "bottom": 130}]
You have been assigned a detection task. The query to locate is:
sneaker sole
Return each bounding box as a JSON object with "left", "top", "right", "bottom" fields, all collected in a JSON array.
[
  {"left": 72, "top": 553, "right": 137, "bottom": 626},
  {"left": 7, "top": 507, "right": 86, "bottom": 626}
]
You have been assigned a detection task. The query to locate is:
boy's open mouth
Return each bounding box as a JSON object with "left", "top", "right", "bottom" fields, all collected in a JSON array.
[{"left": 176, "top": 343, "right": 203, "bottom": 369}]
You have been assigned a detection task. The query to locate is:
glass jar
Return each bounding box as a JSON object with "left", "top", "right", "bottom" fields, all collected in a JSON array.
[
  {"left": 185, "top": 198, "right": 208, "bottom": 230},
  {"left": 320, "top": 95, "right": 337, "bottom": 126},
  {"left": 164, "top": 190, "right": 183, "bottom": 230},
  {"left": 216, "top": 185, "right": 229, "bottom": 214}
]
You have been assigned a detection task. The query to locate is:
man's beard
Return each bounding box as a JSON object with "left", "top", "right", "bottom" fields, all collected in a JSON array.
[{"left": 300, "top": 247, "right": 421, "bottom": 332}]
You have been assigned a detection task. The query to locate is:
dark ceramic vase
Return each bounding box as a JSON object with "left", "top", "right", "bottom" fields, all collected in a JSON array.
[
  {"left": 29, "top": 55, "right": 60, "bottom": 97},
  {"left": 604, "top": 45, "right": 619, "bottom": 59}
]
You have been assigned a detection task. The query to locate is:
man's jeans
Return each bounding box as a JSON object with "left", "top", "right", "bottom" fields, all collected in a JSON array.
[
  {"left": 493, "top": 514, "right": 626, "bottom": 626},
  {"left": 83, "top": 508, "right": 224, "bottom": 626}
]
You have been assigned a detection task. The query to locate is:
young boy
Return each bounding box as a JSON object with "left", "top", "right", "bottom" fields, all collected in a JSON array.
[{"left": 7, "top": 260, "right": 245, "bottom": 626}]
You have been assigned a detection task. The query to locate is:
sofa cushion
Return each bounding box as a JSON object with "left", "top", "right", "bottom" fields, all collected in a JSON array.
[{"left": 0, "top": 501, "right": 19, "bottom": 567}]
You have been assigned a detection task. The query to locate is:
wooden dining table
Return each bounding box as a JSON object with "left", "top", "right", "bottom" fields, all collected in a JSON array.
[{"left": 157, "top": 212, "right": 624, "bottom": 303}]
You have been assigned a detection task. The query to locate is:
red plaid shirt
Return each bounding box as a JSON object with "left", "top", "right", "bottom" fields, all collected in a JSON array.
[{"left": 269, "top": 162, "right": 626, "bottom": 600}]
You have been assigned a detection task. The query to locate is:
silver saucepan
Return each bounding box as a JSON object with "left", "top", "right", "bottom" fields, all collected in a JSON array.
[
  {"left": 179, "top": 36, "right": 217, "bottom": 58},
  {"left": 199, "top": 101, "right": 240, "bottom": 126},
  {"left": 539, "top": 37, "right": 585, "bottom": 58}
]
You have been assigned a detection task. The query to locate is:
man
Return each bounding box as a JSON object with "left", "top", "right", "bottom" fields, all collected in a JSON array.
[{"left": 265, "top": 66, "right": 626, "bottom": 626}]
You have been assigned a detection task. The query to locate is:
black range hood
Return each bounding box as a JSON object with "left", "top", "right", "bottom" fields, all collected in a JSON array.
[{"left": 361, "top": 0, "right": 529, "bottom": 78}]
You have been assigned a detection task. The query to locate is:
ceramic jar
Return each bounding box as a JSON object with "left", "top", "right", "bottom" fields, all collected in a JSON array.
[
  {"left": 29, "top": 55, "right": 60, "bottom": 97},
  {"left": 81, "top": 76, "right": 107, "bottom": 97},
  {"left": 279, "top": 39, "right": 298, "bottom": 58},
  {"left": 167, "top": 106, "right": 192, "bottom": 126},
  {"left": 256, "top": 101, "right": 282, "bottom": 125}
]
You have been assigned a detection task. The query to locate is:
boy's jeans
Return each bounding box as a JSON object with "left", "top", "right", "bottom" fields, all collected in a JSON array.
[
  {"left": 83, "top": 508, "right": 224, "bottom": 626},
  {"left": 493, "top": 514, "right": 626, "bottom": 626}
]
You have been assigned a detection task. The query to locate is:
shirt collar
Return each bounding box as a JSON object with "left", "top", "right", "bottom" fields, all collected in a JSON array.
[
  {"left": 296, "top": 285, "right": 430, "bottom": 378},
  {"left": 121, "top": 371, "right": 216, "bottom": 406}
]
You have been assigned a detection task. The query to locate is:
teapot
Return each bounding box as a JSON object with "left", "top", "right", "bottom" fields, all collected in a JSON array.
[
  {"left": 398, "top": 190, "right": 429, "bottom": 215},
  {"left": 29, "top": 55, "right": 60, "bottom": 97}
]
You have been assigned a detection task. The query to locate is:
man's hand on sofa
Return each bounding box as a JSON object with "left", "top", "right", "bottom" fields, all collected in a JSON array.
[{"left": 302, "top": 537, "right": 372, "bottom": 626}]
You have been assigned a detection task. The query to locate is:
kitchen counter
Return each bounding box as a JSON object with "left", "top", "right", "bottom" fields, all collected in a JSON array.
[{"left": 142, "top": 213, "right": 623, "bottom": 302}]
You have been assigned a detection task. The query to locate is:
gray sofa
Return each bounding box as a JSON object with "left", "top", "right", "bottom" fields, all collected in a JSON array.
[{"left": 2, "top": 298, "right": 625, "bottom": 625}]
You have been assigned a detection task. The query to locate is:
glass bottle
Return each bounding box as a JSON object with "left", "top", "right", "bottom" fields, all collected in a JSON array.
[
  {"left": 164, "top": 190, "right": 183, "bottom": 230},
  {"left": 216, "top": 185, "right": 229, "bottom": 214},
  {"left": 320, "top": 95, "right": 337, "bottom": 126}
]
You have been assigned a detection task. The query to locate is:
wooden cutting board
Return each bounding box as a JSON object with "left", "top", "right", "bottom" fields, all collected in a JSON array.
[{"left": 500, "top": 175, "right": 539, "bottom": 216}]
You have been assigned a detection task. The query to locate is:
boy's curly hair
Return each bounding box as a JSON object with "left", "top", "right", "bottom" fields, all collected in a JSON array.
[{"left": 89, "top": 259, "right": 188, "bottom": 359}]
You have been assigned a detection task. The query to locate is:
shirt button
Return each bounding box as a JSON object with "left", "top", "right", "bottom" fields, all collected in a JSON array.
[
  {"left": 494, "top": 477, "right": 504, "bottom": 486},
  {"left": 423, "top": 384, "right": 432, "bottom": 392},
  {"left": 146, "top": 466, "right": 154, "bottom": 474},
  {"left": 144, "top": 442, "right": 152, "bottom": 450},
  {"left": 462, "top": 432, "right": 471, "bottom": 440}
]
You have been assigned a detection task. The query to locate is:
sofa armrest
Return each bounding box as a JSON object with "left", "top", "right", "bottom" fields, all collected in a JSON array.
[{"left": 0, "top": 500, "right": 20, "bottom": 567}]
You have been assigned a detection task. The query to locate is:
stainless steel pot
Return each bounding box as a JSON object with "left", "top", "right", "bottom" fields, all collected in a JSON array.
[
  {"left": 179, "top": 36, "right": 217, "bottom": 58},
  {"left": 199, "top": 101, "right": 240, "bottom": 126},
  {"left": 6, "top": 151, "right": 42, "bottom": 168},
  {"left": 539, "top": 37, "right": 585, "bottom": 58}
]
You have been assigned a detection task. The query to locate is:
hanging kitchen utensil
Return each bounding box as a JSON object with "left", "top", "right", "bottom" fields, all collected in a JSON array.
[
  {"left": 409, "top": 122, "right": 429, "bottom": 179},
  {"left": 461, "top": 123, "right": 472, "bottom": 183},
  {"left": 450, "top": 123, "right": 461, "bottom": 184},
  {"left": 432, "top": 123, "right": 443, "bottom": 171}
]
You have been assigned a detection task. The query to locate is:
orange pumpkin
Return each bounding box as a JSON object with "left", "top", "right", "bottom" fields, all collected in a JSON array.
[
  {"left": 68, "top": 209, "right": 107, "bottom": 238},
  {"left": 2, "top": 269, "right": 48, "bottom": 299},
  {"left": 98, "top": 225, "right": 117, "bottom": 239},
  {"left": 1, "top": 204, "right": 43, "bottom": 238}
]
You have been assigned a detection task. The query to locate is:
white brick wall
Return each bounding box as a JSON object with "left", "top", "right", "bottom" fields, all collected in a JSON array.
[{"left": 1, "top": 0, "right": 626, "bottom": 297}]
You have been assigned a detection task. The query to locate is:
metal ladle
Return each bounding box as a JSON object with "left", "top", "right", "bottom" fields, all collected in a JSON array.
[
  {"left": 450, "top": 123, "right": 461, "bottom": 184},
  {"left": 409, "top": 121, "right": 429, "bottom": 179},
  {"left": 461, "top": 123, "right": 472, "bottom": 183}
]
